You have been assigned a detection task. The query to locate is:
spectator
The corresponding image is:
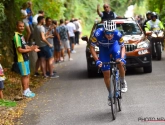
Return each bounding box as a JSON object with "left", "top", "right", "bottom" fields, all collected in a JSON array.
[
  {"left": 33, "top": 16, "right": 57, "bottom": 78},
  {"left": 21, "top": 2, "right": 31, "bottom": 43},
  {"left": 58, "top": 19, "right": 72, "bottom": 61},
  {"left": 0, "top": 54, "right": 5, "bottom": 99},
  {"left": 32, "top": 10, "right": 44, "bottom": 26},
  {"left": 97, "top": 4, "right": 117, "bottom": 21},
  {"left": 73, "top": 19, "right": 81, "bottom": 45},
  {"left": 52, "top": 20, "right": 61, "bottom": 62},
  {"left": 78, "top": 18, "right": 83, "bottom": 38},
  {"left": 44, "top": 18, "right": 59, "bottom": 78},
  {"left": 66, "top": 19, "right": 76, "bottom": 53},
  {"left": 12, "top": 21, "right": 39, "bottom": 97},
  {"left": 26, "top": 1, "right": 33, "bottom": 39}
]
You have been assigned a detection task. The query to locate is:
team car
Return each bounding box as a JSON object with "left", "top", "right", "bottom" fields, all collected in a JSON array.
[{"left": 82, "top": 18, "right": 152, "bottom": 77}]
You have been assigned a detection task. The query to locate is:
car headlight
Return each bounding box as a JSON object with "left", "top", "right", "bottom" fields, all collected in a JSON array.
[{"left": 137, "top": 41, "right": 149, "bottom": 49}]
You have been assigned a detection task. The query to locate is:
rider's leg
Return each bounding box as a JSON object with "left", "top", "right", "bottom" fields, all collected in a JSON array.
[
  {"left": 112, "top": 41, "right": 127, "bottom": 92},
  {"left": 102, "top": 70, "right": 111, "bottom": 92}
]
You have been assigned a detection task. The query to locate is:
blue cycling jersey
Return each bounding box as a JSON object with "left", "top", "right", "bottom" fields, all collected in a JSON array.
[
  {"left": 90, "top": 28, "right": 124, "bottom": 47},
  {"left": 90, "top": 27, "right": 125, "bottom": 71}
]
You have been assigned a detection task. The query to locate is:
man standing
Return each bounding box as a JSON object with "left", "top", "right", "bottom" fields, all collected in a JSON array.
[
  {"left": 66, "top": 19, "right": 76, "bottom": 53},
  {"left": 33, "top": 16, "right": 56, "bottom": 78},
  {"left": 97, "top": 4, "right": 117, "bottom": 21},
  {"left": 13, "top": 21, "right": 39, "bottom": 97},
  {"left": 58, "top": 19, "right": 72, "bottom": 61},
  {"left": 73, "top": 19, "right": 80, "bottom": 45}
]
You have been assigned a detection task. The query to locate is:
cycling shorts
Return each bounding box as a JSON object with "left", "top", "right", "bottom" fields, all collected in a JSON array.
[{"left": 99, "top": 41, "right": 124, "bottom": 71}]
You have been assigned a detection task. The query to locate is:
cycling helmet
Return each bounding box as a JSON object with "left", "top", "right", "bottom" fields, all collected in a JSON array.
[
  {"left": 151, "top": 12, "right": 157, "bottom": 19},
  {"left": 103, "top": 20, "right": 116, "bottom": 34}
]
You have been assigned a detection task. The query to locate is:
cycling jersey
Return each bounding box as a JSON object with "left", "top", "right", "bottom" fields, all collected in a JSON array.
[
  {"left": 90, "top": 28, "right": 125, "bottom": 71},
  {"left": 90, "top": 28, "right": 124, "bottom": 47}
]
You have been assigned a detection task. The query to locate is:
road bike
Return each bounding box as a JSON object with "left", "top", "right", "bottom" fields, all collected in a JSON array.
[{"left": 102, "top": 61, "right": 122, "bottom": 120}]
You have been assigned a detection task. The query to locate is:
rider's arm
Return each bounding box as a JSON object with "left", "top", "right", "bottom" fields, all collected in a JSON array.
[
  {"left": 90, "top": 46, "right": 99, "bottom": 61},
  {"left": 89, "top": 35, "right": 99, "bottom": 61},
  {"left": 121, "top": 45, "right": 126, "bottom": 59},
  {"left": 145, "top": 22, "right": 150, "bottom": 32},
  {"left": 159, "top": 21, "right": 164, "bottom": 30}
]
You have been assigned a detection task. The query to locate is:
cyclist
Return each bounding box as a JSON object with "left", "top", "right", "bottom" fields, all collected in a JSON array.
[{"left": 90, "top": 20, "right": 127, "bottom": 105}]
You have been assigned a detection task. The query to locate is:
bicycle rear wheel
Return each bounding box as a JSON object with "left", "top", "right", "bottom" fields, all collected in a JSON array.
[{"left": 110, "top": 74, "right": 117, "bottom": 120}]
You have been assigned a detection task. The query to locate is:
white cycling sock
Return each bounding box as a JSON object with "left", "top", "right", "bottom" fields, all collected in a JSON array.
[{"left": 120, "top": 77, "right": 125, "bottom": 83}]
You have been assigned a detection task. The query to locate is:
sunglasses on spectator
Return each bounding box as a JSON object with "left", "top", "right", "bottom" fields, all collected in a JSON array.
[{"left": 104, "top": 6, "right": 109, "bottom": 8}]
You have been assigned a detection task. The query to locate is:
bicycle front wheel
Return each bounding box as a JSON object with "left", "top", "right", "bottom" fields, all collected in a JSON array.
[{"left": 110, "top": 74, "right": 117, "bottom": 120}]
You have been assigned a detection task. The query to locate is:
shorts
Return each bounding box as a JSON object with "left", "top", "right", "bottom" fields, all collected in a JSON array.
[
  {"left": 69, "top": 37, "right": 75, "bottom": 44},
  {"left": 37, "top": 45, "right": 54, "bottom": 59},
  {"left": 60, "top": 40, "right": 70, "bottom": 49},
  {"left": 99, "top": 41, "right": 124, "bottom": 71},
  {"left": 17, "top": 60, "right": 30, "bottom": 76},
  {"left": 54, "top": 43, "right": 61, "bottom": 52},
  {"left": 0, "top": 81, "right": 4, "bottom": 90}
]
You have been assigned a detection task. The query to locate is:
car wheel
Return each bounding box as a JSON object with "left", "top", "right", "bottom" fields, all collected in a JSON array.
[{"left": 143, "top": 65, "right": 152, "bottom": 73}]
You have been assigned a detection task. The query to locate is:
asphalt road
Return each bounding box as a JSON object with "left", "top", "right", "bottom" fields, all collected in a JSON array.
[{"left": 18, "top": 41, "right": 165, "bottom": 125}]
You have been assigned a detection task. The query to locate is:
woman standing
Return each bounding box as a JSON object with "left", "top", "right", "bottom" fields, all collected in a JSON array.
[{"left": 21, "top": 2, "right": 31, "bottom": 43}]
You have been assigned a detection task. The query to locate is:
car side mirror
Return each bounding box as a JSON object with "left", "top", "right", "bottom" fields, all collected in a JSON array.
[{"left": 81, "top": 36, "right": 88, "bottom": 42}]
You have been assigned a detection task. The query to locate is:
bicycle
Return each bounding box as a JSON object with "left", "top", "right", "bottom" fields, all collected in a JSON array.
[{"left": 102, "top": 61, "right": 122, "bottom": 120}]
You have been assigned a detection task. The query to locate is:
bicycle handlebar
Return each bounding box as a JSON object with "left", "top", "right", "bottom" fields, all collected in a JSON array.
[{"left": 102, "top": 61, "right": 120, "bottom": 65}]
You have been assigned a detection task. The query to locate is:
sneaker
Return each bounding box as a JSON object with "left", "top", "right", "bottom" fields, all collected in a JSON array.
[
  {"left": 24, "top": 91, "right": 35, "bottom": 98},
  {"left": 71, "top": 50, "right": 76, "bottom": 54},
  {"left": 43, "top": 75, "right": 49, "bottom": 79},
  {"left": 69, "top": 58, "right": 73, "bottom": 61},
  {"left": 34, "top": 72, "right": 40, "bottom": 77},
  {"left": 121, "top": 80, "right": 128, "bottom": 93},
  {"left": 50, "top": 74, "right": 59, "bottom": 78}
]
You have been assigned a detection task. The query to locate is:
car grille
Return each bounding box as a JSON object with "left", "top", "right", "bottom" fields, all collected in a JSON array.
[
  {"left": 126, "top": 58, "right": 138, "bottom": 64},
  {"left": 125, "top": 44, "right": 137, "bottom": 52}
]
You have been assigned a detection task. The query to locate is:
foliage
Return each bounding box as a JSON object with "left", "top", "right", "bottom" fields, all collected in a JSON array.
[{"left": 146, "top": 0, "right": 165, "bottom": 22}]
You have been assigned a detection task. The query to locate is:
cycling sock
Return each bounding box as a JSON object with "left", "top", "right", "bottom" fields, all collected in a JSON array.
[{"left": 120, "top": 77, "right": 125, "bottom": 83}]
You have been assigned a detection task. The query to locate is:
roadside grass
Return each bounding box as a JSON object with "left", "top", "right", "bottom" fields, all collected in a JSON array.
[{"left": 0, "top": 68, "right": 46, "bottom": 125}]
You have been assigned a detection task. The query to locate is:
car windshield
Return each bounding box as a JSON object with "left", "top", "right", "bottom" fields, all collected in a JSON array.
[
  {"left": 116, "top": 23, "right": 142, "bottom": 35},
  {"left": 96, "top": 22, "right": 142, "bottom": 35}
]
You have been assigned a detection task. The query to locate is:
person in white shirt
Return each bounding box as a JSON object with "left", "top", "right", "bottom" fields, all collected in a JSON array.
[
  {"left": 21, "top": 2, "right": 31, "bottom": 43},
  {"left": 66, "top": 20, "right": 76, "bottom": 53},
  {"left": 32, "top": 10, "right": 44, "bottom": 26}
]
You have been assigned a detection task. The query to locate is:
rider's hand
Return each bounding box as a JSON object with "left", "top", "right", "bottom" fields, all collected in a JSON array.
[
  {"left": 96, "top": 60, "right": 102, "bottom": 67},
  {"left": 119, "top": 58, "right": 126, "bottom": 65}
]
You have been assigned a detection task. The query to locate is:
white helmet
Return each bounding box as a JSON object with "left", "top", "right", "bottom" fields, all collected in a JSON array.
[{"left": 103, "top": 20, "right": 116, "bottom": 32}]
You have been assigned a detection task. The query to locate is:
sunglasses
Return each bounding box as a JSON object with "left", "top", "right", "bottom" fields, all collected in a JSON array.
[
  {"left": 104, "top": 6, "right": 109, "bottom": 8},
  {"left": 105, "top": 32, "right": 114, "bottom": 35}
]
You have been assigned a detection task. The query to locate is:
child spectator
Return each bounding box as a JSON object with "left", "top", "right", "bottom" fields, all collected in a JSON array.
[
  {"left": 0, "top": 54, "right": 5, "bottom": 99},
  {"left": 21, "top": 2, "right": 31, "bottom": 43}
]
